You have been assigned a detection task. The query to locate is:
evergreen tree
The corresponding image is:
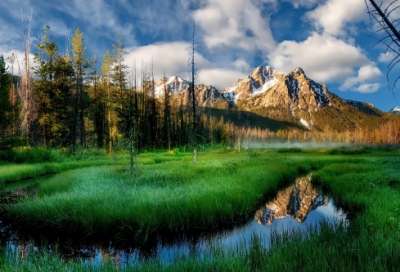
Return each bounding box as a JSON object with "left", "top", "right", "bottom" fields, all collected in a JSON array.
[
  {"left": 71, "top": 27, "right": 88, "bottom": 152},
  {"left": 0, "top": 55, "right": 12, "bottom": 148},
  {"left": 34, "top": 26, "right": 74, "bottom": 147}
]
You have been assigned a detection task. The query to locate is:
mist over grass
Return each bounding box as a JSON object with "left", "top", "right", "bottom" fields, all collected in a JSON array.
[{"left": 241, "top": 138, "right": 400, "bottom": 150}]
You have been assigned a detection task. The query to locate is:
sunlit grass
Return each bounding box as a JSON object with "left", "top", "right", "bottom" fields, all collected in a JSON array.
[
  {"left": 7, "top": 156, "right": 326, "bottom": 238},
  {"left": 1, "top": 149, "right": 400, "bottom": 271}
]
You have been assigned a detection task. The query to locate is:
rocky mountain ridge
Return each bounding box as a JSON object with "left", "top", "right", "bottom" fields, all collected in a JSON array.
[{"left": 152, "top": 65, "right": 399, "bottom": 131}]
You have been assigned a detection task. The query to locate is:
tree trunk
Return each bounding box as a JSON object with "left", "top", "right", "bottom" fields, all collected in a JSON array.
[{"left": 73, "top": 74, "right": 79, "bottom": 154}]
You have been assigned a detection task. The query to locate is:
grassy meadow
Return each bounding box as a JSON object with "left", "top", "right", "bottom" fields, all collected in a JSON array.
[{"left": 0, "top": 145, "right": 399, "bottom": 271}]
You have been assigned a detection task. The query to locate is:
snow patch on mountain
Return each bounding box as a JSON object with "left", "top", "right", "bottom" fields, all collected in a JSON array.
[
  {"left": 390, "top": 106, "right": 400, "bottom": 114},
  {"left": 300, "top": 119, "right": 310, "bottom": 129},
  {"left": 252, "top": 77, "right": 279, "bottom": 96},
  {"left": 308, "top": 110, "right": 314, "bottom": 126}
]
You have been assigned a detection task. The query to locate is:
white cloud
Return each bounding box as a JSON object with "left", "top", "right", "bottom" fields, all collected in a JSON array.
[
  {"left": 268, "top": 32, "right": 373, "bottom": 83},
  {"left": 340, "top": 65, "right": 382, "bottom": 91},
  {"left": 286, "top": 0, "right": 320, "bottom": 9},
  {"left": 124, "top": 42, "right": 211, "bottom": 82},
  {"left": 305, "top": 0, "right": 366, "bottom": 36},
  {"left": 378, "top": 51, "right": 397, "bottom": 63},
  {"left": 0, "top": 45, "right": 35, "bottom": 76},
  {"left": 124, "top": 42, "right": 248, "bottom": 90},
  {"left": 198, "top": 68, "right": 247, "bottom": 90},
  {"left": 193, "top": 0, "right": 276, "bottom": 52},
  {"left": 354, "top": 83, "right": 381, "bottom": 93},
  {"left": 232, "top": 59, "right": 251, "bottom": 73}
]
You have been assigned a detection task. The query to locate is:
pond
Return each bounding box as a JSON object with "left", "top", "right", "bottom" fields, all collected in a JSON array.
[{"left": 0, "top": 174, "right": 349, "bottom": 266}]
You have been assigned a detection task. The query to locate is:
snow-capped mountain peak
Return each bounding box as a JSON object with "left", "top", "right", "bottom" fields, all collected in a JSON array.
[{"left": 390, "top": 106, "right": 400, "bottom": 114}]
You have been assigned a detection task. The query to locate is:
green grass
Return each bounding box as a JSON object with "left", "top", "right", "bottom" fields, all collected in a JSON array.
[
  {"left": 1, "top": 149, "right": 400, "bottom": 271},
  {"left": 0, "top": 159, "right": 114, "bottom": 184},
  {"left": 6, "top": 155, "right": 325, "bottom": 238}
]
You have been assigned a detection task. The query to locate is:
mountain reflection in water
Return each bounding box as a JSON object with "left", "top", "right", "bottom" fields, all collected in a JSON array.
[
  {"left": 1, "top": 174, "right": 348, "bottom": 266},
  {"left": 255, "top": 175, "right": 329, "bottom": 226}
]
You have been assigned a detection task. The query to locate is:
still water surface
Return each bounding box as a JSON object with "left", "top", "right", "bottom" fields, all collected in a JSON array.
[{"left": 0, "top": 174, "right": 348, "bottom": 265}]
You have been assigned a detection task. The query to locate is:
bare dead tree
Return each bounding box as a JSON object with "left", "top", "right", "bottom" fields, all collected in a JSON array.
[
  {"left": 187, "top": 23, "right": 199, "bottom": 163},
  {"left": 366, "top": 0, "right": 400, "bottom": 94},
  {"left": 20, "top": 9, "right": 36, "bottom": 146}
]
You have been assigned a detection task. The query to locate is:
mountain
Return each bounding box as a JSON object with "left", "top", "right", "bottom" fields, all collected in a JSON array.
[
  {"left": 153, "top": 65, "right": 399, "bottom": 132},
  {"left": 390, "top": 107, "right": 400, "bottom": 115},
  {"left": 154, "top": 76, "right": 228, "bottom": 109},
  {"left": 254, "top": 175, "right": 329, "bottom": 226},
  {"left": 219, "top": 65, "right": 396, "bottom": 131}
]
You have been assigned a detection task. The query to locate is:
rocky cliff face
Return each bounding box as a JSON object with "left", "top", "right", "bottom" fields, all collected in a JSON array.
[
  {"left": 254, "top": 175, "right": 329, "bottom": 226},
  {"left": 154, "top": 76, "right": 228, "bottom": 109},
  {"left": 152, "top": 65, "right": 398, "bottom": 131},
  {"left": 221, "top": 66, "right": 329, "bottom": 112}
]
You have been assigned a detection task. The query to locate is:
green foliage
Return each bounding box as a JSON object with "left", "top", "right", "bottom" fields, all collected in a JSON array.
[
  {"left": 327, "top": 147, "right": 371, "bottom": 155},
  {"left": 0, "top": 55, "right": 12, "bottom": 134},
  {"left": 0, "top": 148, "right": 56, "bottom": 163},
  {"left": 35, "top": 26, "right": 75, "bottom": 147},
  {"left": 277, "top": 147, "right": 303, "bottom": 153}
]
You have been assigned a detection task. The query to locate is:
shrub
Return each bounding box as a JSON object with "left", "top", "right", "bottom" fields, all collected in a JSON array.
[
  {"left": 0, "top": 148, "right": 57, "bottom": 163},
  {"left": 277, "top": 147, "right": 303, "bottom": 153},
  {"left": 327, "top": 147, "right": 371, "bottom": 155}
]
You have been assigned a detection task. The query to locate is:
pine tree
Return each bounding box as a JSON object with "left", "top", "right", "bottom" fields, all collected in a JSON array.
[
  {"left": 34, "top": 26, "right": 74, "bottom": 147},
  {"left": 35, "top": 25, "right": 58, "bottom": 146},
  {"left": 71, "top": 27, "right": 88, "bottom": 152},
  {"left": 0, "top": 56, "right": 12, "bottom": 148}
]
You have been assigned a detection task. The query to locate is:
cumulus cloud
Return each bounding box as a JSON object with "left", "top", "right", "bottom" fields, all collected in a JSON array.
[
  {"left": 232, "top": 59, "right": 251, "bottom": 73},
  {"left": 124, "top": 42, "right": 248, "bottom": 90},
  {"left": 305, "top": 0, "right": 366, "bottom": 36},
  {"left": 198, "top": 68, "right": 247, "bottom": 89},
  {"left": 268, "top": 32, "right": 375, "bottom": 83},
  {"left": 0, "top": 45, "right": 35, "bottom": 76},
  {"left": 124, "top": 42, "right": 211, "bottom": 82},
  {"left": 378, "top": 51, "right": 397, "bottom": 63},
  {"left": 340, "top": 65, "right": 382, "bottom": 91},
  {"left": 285, "top": 0, "right": 320, "bottom": 9},
  {"left": 193, "top": 0, "right": 276, "bottom": 52},
  {"left": 354, "top": 83, "right": 381, "bottom": 93}
]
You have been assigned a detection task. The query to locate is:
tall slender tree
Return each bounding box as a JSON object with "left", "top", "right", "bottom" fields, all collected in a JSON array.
[
  {"left": 71, "top": 27, "right": 88, "bottom": 152},
  {"left": 101, "top": 50, "right": 115, "bottom": 155},
  {"left": 20, "top": 10, "right": 35, "bottom": 146},
  {"left": 0, "top": 56, "right": 12, "bottom": 147}
]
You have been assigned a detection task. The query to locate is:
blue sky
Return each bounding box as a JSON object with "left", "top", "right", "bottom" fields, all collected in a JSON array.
[{"left": 1, "top": 0, "right": 399, "bottom": 111}]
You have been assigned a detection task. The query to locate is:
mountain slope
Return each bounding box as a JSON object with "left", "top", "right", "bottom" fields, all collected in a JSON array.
[
  {"left": 220, "top": 65, "right": 398, "bottom": 132},
  {"left": 154, "top": 76, "right": 228, "bottom": 109},
  {"left": 153, "top": 65, "right": 400, "bottom": 132}
]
